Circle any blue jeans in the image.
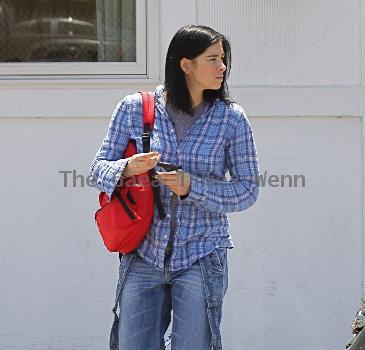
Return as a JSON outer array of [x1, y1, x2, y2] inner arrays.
[[116, 248, 228, 350]]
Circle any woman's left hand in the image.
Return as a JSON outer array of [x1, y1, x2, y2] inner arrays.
[[155, 170, 191, 196]]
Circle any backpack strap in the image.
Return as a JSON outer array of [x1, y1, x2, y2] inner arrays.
[[140, 92, 165, 220], [140, 91, 154, 152]]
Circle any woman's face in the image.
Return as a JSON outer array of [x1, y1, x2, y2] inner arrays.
[[181, 41, 226, 92]]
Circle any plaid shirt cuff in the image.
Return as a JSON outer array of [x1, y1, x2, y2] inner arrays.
[[184, 173, 207, 204]]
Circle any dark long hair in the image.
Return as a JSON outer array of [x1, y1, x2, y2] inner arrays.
[[164, 25, 232, 115]]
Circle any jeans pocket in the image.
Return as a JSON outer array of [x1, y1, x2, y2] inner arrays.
[[211, 248, 227, 274]]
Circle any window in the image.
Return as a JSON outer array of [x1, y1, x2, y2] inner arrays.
[[0, 0, 148, 76]]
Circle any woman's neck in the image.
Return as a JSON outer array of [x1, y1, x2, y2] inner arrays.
[[185, 81, 203, 108], [191, 94, 203, 108], [164, 85, 204, 109]]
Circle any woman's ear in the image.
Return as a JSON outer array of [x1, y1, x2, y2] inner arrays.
[[180, 58, 192, 74]]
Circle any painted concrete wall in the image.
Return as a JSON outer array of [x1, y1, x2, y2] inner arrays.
[[0, 0, 364, 349]]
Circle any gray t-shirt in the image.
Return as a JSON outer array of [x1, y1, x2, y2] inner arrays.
[[164, 101, 207, 256], [166, 102, 206, 143]]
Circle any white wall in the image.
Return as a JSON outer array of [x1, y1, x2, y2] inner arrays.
[[0, 0, 364, 349]]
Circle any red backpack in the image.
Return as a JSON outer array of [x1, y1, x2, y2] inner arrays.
[[94, 92, 165, 253]]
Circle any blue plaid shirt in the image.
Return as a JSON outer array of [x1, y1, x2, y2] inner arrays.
[[90, 85, 259, 271]]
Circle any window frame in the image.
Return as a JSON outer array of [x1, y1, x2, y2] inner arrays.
[[0, 0, 149, 77]]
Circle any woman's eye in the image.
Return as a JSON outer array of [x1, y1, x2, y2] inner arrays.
[[208, 57, 224, 62]]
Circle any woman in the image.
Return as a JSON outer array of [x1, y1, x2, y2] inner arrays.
[[90, 25, 259, 350]]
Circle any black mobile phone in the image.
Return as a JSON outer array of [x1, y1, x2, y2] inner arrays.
[[150, 162, 181, 177], [156, 162, 181, 172]]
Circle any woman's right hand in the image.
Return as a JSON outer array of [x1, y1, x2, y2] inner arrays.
[[123, 152, 161, 177]]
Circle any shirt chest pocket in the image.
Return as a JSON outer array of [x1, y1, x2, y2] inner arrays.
[[181, 140, 225, 176]]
